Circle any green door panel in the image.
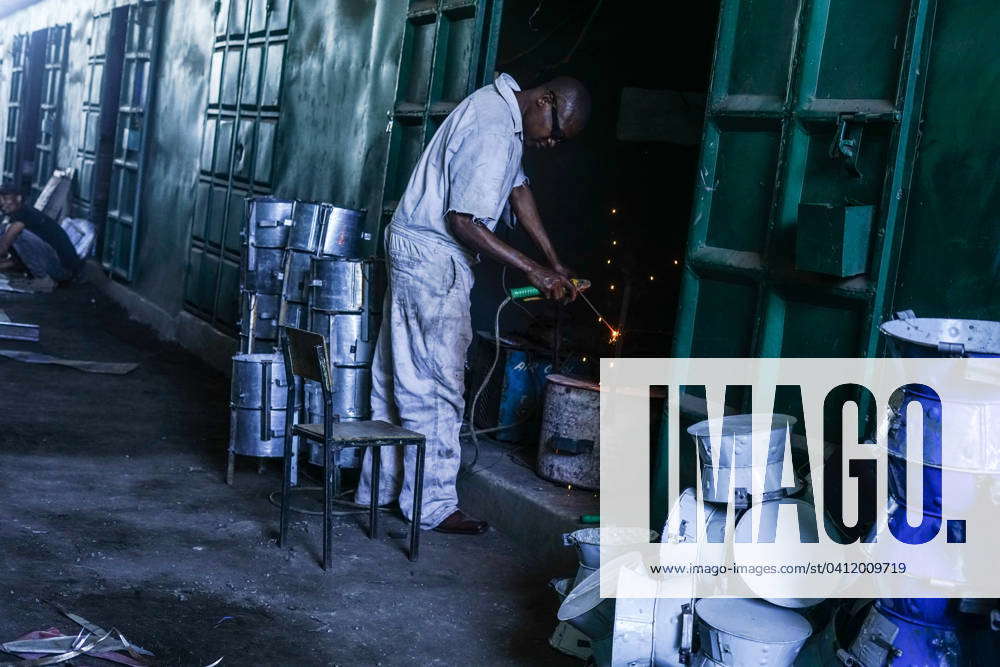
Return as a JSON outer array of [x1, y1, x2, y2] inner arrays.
[[184, 0, 291, 331]]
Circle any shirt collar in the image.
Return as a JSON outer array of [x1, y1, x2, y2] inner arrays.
[[493, 73, 522, 134]]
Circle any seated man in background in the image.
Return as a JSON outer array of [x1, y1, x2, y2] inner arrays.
[[0, 182, 81, 283]]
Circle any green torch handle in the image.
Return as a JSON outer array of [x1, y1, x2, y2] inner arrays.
[[508, 278, 590, 301]]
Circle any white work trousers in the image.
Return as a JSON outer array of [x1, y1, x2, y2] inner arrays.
[[355, 226, 474, 529]]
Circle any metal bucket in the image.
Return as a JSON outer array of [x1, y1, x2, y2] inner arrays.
[[279, 300, 307, 330], [287, 201, 328, 253], [557, 564, 616, 642], [694, 598, 811, 666], [246, 196, 294, 249], [239, 291, 280, 341], [304, 368, 372, 422], [687, 414, 797, 505], [281, 249, 313, 304], [866, 497, 968, 585], [845, 602, 968, 666], [662, 487, 730, 568], [307, 309, 378, 367], [880, 314, 1000, 357], [230, 353, 291, 410], [611, 593, 690, 667], [308, 257, 378, 312], [732, 498, 826, 609], [549, 578, 594, 661], [537, 374, 600, 490], [242, 245, 285, 295], [564, 526, 659, 588], [317, 205, 370, 258], [229, 406, 295, 457]]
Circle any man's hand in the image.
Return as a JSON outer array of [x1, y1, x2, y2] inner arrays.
[[526, 264, 577, 302], [550, 262, 579, 301]]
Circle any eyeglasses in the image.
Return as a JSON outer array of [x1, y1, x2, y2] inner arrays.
[[548, 91, 565, 144]]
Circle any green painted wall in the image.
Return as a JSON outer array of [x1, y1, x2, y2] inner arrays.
[[0, 0, 405, 323]]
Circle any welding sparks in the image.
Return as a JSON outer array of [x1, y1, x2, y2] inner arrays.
[[609, 329, 621, 344]]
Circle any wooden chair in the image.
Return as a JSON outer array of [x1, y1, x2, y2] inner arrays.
[[279, 327, 426, 569]]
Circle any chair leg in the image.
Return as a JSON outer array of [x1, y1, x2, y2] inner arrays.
[[369, 446, 381, 540], [409, 441, 426, 562], [226, 448, 235, 486], [279, 437, 293, 549], [323, 439, 333, 571]]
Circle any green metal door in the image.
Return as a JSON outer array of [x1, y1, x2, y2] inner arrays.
[[31, 24, 70, 195], [374, 0, 505, 242], [184, 0, 291, 330], [673, 0, 934, 359], [73, 10, 111, 221], [2, 33, 29, 185], [102, 0, 164, 281]]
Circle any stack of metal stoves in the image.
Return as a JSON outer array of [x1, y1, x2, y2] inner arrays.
[[228, 196, 381, 478]]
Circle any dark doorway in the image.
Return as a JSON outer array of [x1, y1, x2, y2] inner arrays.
[[8, 28, 47, 193], [471, 1, 719, 363]]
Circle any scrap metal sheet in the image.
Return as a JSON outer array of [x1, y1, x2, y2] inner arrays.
[[0, 350, 138, 375]]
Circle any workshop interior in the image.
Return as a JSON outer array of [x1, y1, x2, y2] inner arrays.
[[0, 0, 998, 665]]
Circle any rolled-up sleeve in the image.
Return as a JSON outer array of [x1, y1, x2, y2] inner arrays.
[[447, 131, 514, 228]]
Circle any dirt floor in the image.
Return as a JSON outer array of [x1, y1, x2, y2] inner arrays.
[[0, 279, 576, 666]]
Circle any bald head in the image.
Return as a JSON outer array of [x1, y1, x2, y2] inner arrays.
[[546, 76, 591, 137], [517, 76, 591, 149]]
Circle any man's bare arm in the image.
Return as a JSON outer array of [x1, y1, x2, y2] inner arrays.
[[447, 211, 576, 301], [0, 221, 24, 257], [508, 184, 571, 277]]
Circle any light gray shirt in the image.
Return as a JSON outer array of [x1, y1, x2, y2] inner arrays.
[[389, 73, 528, 260]]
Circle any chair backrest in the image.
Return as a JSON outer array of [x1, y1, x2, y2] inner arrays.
[[282, 327, 331, 391]]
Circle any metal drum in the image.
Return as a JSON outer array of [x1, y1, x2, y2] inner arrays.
[[662, 487, 730, 567], [880, 314, 1000, 358], [282, 249, 312, 304], [304, 367, 372, 422], [239, 292, 280, 341], [687, 414, 798, 505], [308, 257, 373, 312], [845, 602, 969, 666], [279, 300, 307, 330], [230, 353, 291, 410], [307, 310, 377, 367], [229, 405, 295, 457], [316, 205, 370, 258], [242, 245, 285, 295], [611, 592, 691, 667], [563, 526, 659, 588], [246, 196, 294, 249], [694, 598, 811, 666], [287, 201, 328, 253], [537, 374, 600, 490], [733, 498, 826, 609]]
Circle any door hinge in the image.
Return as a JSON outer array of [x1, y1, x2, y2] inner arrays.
[[830, 114, 865, 179]]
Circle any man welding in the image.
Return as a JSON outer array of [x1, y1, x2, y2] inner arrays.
[[0, 183, 81, 283], [356, 74, 591, 534]]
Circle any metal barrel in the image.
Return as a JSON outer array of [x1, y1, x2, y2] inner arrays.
[[229, 406, 297, 457], [316, 205, 370, 258], [281, 249, 312, 304], [308, 256, 372, 312], [230, 353, 292, 409], [241, 245, 285, 295], [694, 598, 811, 666], [239, 291, 280, 341], [287, 200, 328, 253], [245, 196, 295, 249], [687, 413, 797, 505], [304, 368, 372, 422], [307, 309, 378, 367], [848, 602, 970, 665], [278, 299, 307, 330], [537, 374, 601, 490]]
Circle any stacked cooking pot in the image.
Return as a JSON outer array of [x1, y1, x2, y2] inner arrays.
[[230, 197, 380, 469]]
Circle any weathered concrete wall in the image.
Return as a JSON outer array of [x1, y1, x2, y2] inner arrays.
[[0, 0, 406, 331], [0, 0, 92, 188]]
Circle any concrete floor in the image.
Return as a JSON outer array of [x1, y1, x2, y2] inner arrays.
[[0, 280, 577, 666]]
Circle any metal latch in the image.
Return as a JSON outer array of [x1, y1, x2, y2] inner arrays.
[[830, 114, 865, 178], [679, 602, 694, 664], [937, 341, 965, 356]]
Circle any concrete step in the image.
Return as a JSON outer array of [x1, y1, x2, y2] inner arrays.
[[457, 436, 597, 579]]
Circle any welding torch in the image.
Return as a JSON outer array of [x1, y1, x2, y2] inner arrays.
[[508, 278, 620, 342]]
